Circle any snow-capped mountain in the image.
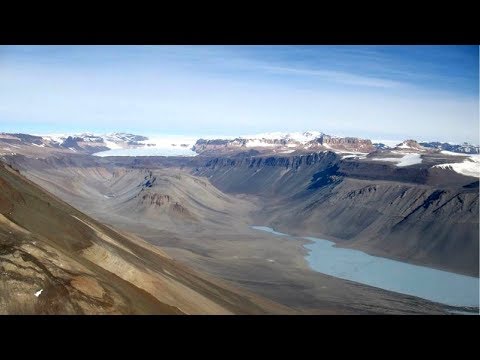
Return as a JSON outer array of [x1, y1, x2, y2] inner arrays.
[[0, 132, 155, 155], [43, 133, 149, 146], [419, 141, 480, 154], [103, 133, 149, 144], [433, 156, 480, 177], [239, 131, 324, 144], [37, 133, 155, 154], [393, 140, 427, 152], [192, 131, 375, 155], [2, 130, 479, 160], [372, 143, 390, 150]]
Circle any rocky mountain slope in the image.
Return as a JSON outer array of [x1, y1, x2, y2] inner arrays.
[[8, 147, 478, 277], [191, 151, 479, 276], [21, 161, 255, 235], [1, 131, 478, 313], [0, 132, 158, 156], [5, 154, 453, 314], [393, 140, 428, 152], [0, 160, 291, 314]]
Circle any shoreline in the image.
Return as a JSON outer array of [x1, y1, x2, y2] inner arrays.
[[271, 224, 479, 278], [251, 225, 480, 311]]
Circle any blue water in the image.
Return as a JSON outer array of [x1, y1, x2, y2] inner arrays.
[[251, 226, 479, 308]]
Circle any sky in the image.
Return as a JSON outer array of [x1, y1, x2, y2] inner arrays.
[[0, 45, 478, 144]]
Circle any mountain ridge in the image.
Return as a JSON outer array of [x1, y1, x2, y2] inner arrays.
[[2, 131, 478, 156]]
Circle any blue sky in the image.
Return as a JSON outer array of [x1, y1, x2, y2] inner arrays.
[[0, 45, 478, 143]]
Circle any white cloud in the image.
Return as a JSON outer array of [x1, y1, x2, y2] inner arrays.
[[0, 51, 477, 144]]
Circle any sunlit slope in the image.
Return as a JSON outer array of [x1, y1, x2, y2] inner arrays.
[[0, 162, 290, 314]]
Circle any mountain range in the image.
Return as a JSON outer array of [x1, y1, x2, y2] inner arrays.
[[1, 129, 479, 314], [1, 131, 479, 157]]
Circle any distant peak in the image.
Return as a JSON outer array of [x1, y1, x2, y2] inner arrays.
[[239, 130, 325, 144], [395, 139, 425, 150]]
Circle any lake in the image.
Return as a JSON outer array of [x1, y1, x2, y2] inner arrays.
[[252, 226, 479, 309]]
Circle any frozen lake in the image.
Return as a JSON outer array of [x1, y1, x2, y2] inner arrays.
[[251, 226, 479, 308]]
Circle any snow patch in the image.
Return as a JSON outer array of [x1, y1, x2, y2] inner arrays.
[[240, 130, 323, 144], [245, 139, 276, 148], [371, 139, 402, 148], [434, 156, 480, 177], [397, 142, 413, 149], [39, 134, 68, 144], [34, 289, 43, 297], [94, 134, 199, 156], [440, 150, 472, 157], [341, 154, 367, 160], [371, 153, 422, 167], [139, 135, 197, 147]]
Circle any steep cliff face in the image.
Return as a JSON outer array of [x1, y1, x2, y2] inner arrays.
[[192, 151, 479, 276], [309, 135, 375, 153], [268, 178, 479, 276], [192, 139, 244, 154], [195, 152, 339, 197], [192, 134, 375, 155]]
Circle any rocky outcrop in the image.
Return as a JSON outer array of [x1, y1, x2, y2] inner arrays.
[[373, 143, 390, 150], [60, 136, 109, 154], [104, 133, 149, 146], [192, 139, 241, 153], [141, 193, 171, 206], [8, 133, 44, 145], [308, 135, 375, 153], [60, 136, 82, 149], [394, 140, 427, 152]]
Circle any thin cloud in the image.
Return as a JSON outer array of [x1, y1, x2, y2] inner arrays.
[[264, 65, 406, 88], [0, 46, 477, 144]]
